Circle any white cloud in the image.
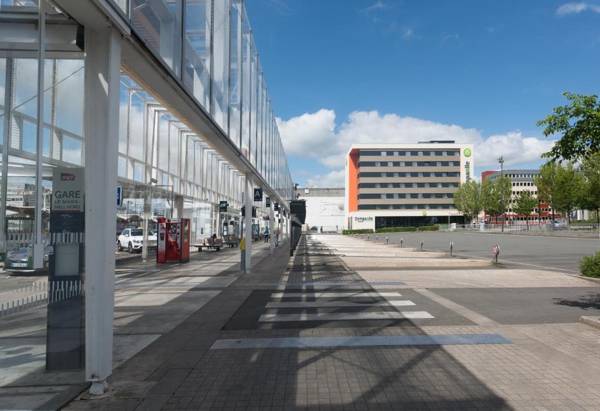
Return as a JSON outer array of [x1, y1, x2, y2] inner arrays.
[[401, 28, 415, 40], [441, 33, 460, 44], [475, 132, 554, 166], [278, 109, 554, 186], [276, 109, 336, 157], [306, 169, 345, 188], [362, 1, 386, 12], [556, 2, 600, 15]]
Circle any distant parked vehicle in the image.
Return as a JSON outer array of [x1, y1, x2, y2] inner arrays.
[[117, 228, 157, 253], [552, 220, 567, 229], [5, 246, 32, 270]]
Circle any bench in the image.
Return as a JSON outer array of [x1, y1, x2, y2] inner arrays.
[[193, 238, 223, 252], [223, 236, 239, 248]]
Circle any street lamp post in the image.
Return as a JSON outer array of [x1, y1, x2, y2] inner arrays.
[[498, 156, 505, 233]]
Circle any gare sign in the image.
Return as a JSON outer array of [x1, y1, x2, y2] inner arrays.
[[52, 167, 84, 212]]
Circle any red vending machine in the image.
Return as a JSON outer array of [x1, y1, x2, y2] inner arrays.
[[157, 217, 190, 263]]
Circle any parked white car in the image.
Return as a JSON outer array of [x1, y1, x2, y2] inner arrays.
[[117, 228, 157, 253]]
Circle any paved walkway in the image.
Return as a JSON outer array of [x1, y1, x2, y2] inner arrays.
[[0, 241, 273, 410], [61, 234, 600, 410]]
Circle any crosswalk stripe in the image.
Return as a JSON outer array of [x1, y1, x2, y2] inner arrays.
[[259, 311, 434, 322], [211, 334, 511, 349], [270, 291, 402, 298], [266, 300, 415, 308]]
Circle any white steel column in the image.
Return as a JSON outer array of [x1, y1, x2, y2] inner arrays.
[[269, 201, 274, 254], [244, 174, 252, 272], [33, 0, 46, 269], [84, 26, 121, 394], [0, 58, 13, 257]]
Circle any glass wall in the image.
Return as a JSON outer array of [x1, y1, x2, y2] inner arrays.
[[131, 0, 182, 77], [183, 0, 211, 109], [0, 56, 84, 269], [228, 0, 242, 147], [109, 0, 293, 201], [117, 74, 245, 240], [211, 0, 230, 130]]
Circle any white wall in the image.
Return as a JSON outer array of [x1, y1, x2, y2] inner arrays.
[[303, 196, 345, 232]]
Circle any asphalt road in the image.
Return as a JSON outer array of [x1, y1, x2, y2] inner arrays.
[[369, 231, 600, 273], [435, 287, 600, 324]]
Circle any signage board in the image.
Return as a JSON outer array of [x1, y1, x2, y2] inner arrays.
[[265, 197, 271, 207], [116, 186, 123, 207], [219, 200, 228, 212], [253, 187, 263, 202], [52, 167, 84, 212]]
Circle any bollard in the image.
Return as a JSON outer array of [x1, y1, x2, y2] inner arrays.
[[450, 241, 454, 257], [400, 238, 404, 248], [491, 243, 500, 263], [420, 241, 424, 251]]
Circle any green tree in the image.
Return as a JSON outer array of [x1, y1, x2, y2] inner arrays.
[[537, 92, 600, 162], [481, 176, 511, 230], [534, 162, 558, 223], [553, 163, 584, 225], [579, 153, 600, 227], [514, 191, 537, 230], [453, 181, 482, 223]]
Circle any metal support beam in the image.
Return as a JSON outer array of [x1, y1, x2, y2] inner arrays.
[[33, 0, 46, 269], [0, 57, 13, 256], [243, 174, 252, 272], [83, 25, 121, 394]]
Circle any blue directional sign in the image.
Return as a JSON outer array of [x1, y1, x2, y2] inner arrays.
[[116, 186, 123, 207]]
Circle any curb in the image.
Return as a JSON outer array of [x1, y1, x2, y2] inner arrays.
[[576, 275, 600, 284], [579, 316, 600, 330]]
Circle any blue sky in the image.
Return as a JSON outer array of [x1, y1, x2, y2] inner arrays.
[[246, 0, 600, 186]]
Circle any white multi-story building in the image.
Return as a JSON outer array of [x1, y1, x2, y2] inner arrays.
[[345, 141, 474, 230]]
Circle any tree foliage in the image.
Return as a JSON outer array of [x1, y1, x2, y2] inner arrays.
[[537, 92, 600, 162], [453, 180, 481, 222], [514, 191, 537, 229], [578, 153, 600, 222], [552, 163, 584, 223], [514, 191, 537, 218], [534, 162, 558, 213], [481, 176, 511, 218]]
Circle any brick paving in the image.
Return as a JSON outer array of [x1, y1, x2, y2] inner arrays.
[[64, 234, 600, 410]]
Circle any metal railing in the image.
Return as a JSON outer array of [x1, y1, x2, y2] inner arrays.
[[0, 279, 83, 317]]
